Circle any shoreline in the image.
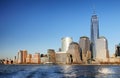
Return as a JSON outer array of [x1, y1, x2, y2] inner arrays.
[[1, 63, 120, 66]]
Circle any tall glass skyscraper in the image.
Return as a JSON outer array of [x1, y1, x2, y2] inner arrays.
[[91, 14, 99, 59]]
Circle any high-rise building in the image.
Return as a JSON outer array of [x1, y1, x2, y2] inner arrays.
[[90, 14, 99, 59], [96, 37, 109, 61], [26, 54, 32, 64], [67, 42, 82, 64], [79, 36, 90, 56], [17, 50, 27, 64], [17, 50, 23, 64], [31, 53, 40, 64], [61, 37, 73, 52], [13, 56, 17, 64], [79, 36, 91, 63], [22, 50, 27, 63], [115, 43, 120, 57]]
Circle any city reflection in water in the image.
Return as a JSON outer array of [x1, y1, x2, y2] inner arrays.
[[0, 65, 120, 78]]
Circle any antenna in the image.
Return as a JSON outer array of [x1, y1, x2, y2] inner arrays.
[[92, 4, 96, 15], [93, 6, 95, 14]]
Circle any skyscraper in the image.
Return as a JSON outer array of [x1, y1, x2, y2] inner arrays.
[[17, 50, 23, 64], [61, 37, 73, 52], [96, 37, 109, 60], [79, 36, 90, 56], [91, 13, 99, 59], [22, 50, 27, 63], [79, 36, 91, 63], [17, 50, 27, 64], [67, 42, 82, 64], [115, 43, 120, 57]]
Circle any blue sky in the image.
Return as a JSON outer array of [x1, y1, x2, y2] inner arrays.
[[0, 0, 120, 59]]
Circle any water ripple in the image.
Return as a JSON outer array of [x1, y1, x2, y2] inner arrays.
[[0, 65, 120, 78]]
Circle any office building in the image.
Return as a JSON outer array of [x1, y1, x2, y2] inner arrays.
[[56, 52, 71, 64], [91, 13, 99, 59], [26, 54, 32, 64], [41, 57, 49, 64], [79, 36, 90, 63], [13, 56, 17, 64], [22, 50, 27, 63], [17, 50, 23, 64], [17, 50, 27, 64], [61, 37, 73, 52], [67, 42, 82, 64], [96, 37, 109, 61], [31, 53, 40, 64], [47, 49, 56, 63], [115, 43, 120, 57]]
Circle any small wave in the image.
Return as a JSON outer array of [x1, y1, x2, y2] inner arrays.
[[98, 68, 114, 74]]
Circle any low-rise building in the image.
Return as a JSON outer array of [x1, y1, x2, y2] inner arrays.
[[56, 52, 71, 64], [41, 57, 49, 64]]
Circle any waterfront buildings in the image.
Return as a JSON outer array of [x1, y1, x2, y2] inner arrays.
[[96, 37, 109, 62], [47, 49, 56, 63], [31, 53, 40, 64], [86, 50, 91, 63], [67, 42, 82, 64], [56, 52, 70, 64], [79, 36, 91, 63], [41, 57, 49, 64], [23, 50, 27, 63], [26, 54, 32, 64], [90, 14, 99, 59], [13, 56, 17, 64], [54, 37, 73, 64], [17, 50, 27, 64], [6, 12, 120, 65], [17, 50, 23, 64], [4, 59, 13, 64], [115, 44, 120, 57], [16, 50, 41, 64], [61, 37, 73, 52]]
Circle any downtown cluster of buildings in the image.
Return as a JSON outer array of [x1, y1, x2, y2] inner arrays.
[[2, 13, 120, 65]]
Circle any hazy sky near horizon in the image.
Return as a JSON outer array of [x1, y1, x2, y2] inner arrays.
[[0, 0, 120, 58]]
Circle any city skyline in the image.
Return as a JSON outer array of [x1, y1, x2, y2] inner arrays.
[[1, 0, 120, 58]]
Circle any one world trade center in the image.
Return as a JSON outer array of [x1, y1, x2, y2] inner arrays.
[[91, 13, 99, 59]]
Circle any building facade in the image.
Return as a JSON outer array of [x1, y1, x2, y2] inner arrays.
[[26, 54, 32, 64], [47, 49, 56, 63], [17, 50, 23, 64], [31, 53, 40, 64], [17, 50, 27, 64], [91, 14, 99, 59], [56, 52, 71, 64], [96, 37, 109, 61], [22, 50, 27, 63], [61, 37, 73, 52], [67, 42, 82, 64], [115, 44, 120, 57], [79, 36, 90, 63]]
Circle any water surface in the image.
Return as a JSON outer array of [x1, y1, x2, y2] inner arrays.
[[0, 64, 120, 78]]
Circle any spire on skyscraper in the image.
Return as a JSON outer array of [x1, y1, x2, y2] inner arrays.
[[90, 10, 99, 59], [92, 2, 96, 15]]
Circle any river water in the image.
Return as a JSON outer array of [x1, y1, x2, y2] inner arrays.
[[0, 64, 120, 78]]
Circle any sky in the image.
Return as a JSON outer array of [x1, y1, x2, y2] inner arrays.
[[0, 0, 120, 59]]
